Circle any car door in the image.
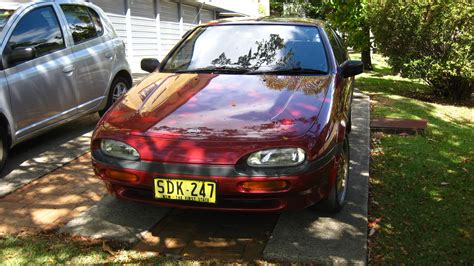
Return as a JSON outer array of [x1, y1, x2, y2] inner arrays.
[[1, 4, 78, 139], [59, 4, 114, 112]]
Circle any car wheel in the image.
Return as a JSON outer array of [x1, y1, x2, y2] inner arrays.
[[312, 136, 350, 213], [98, 76, 131, 117], [0, 125, 9, 173]]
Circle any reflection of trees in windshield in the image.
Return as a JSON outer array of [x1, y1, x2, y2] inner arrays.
[[162, 25, 329, 73], [262, 75, 329, 96], [211, 34, 297, 71]]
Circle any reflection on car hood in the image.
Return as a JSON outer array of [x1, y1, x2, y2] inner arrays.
[[103, 72, 330, 140]]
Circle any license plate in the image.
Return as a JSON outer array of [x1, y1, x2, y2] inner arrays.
[[154, 178, 217, 204]]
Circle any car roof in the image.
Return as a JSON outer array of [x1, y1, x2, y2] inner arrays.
[[203, 17, 327, 28], [0, 0, 94, 10]]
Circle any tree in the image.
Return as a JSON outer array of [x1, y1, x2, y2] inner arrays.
[[270, 0, 374, 70], [371, 1, 473, 100], [324, 0, 373, 70], [270, 0, 326, 19]]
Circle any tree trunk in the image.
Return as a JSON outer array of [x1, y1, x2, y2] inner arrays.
[[361, 25, 373, 71], [361, 48, 373, 71]]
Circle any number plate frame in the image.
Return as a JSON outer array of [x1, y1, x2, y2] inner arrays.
[[153, 178, 218, 204]]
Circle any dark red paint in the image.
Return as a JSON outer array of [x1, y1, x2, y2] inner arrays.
[[91, 19, 356, 212]]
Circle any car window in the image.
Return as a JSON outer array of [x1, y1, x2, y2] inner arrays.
[[327, 29, 345, 65], [61, 4, 97, 44], [333, 31, 348, 61], [6, 6, 65, 63], [87, 7, 103, 36], [161, 25, 329, 74]]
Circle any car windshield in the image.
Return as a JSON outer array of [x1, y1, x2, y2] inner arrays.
[[161, 24, 329, 74], [0, 9, 14, 35]]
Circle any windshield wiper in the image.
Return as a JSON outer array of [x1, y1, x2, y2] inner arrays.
[[248, 67, 328, 75], [175, 66, 249, 74]]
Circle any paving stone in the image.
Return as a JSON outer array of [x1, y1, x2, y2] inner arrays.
[[0, 132, 93, 197], [242, 241, 266, 261], [61, 195, 170, 244], [0, 154, 107, 235], [134, 209, 277, 261]]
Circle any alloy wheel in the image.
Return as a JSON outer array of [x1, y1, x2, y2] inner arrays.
[[112, 82, 128, 102], [336, 143, 349, 203]]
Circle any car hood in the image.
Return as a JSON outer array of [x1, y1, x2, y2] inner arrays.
[[103, 72, 330, 141]]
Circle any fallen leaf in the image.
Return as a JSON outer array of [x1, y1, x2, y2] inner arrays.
[[369, 228, 376, 236], [400, 246, 408, 255], [102, 242, 115, 255], [368, 217, 382, 229], [373, 132, 384, 139]]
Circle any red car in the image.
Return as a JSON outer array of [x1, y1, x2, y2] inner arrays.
[[91, 18, 363, 212]]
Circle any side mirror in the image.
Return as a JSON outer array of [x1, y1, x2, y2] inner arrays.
[[8, 47, 36, 66], [141, 58, 160, 73], [340, 60, 363, 78]]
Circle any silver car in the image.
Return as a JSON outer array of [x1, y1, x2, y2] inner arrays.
[[0, 0, 132, 170]]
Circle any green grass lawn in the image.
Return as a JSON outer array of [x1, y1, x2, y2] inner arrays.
[[352, 54, 474, 264], [0, 233, 171, 264]]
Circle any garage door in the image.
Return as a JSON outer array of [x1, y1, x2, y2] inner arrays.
[[130, 0, 159, 71], [160, 1, 180, 59], [91, 0, 127, 44], [200, 9, 214, 23], [182, 4, 197, 33]]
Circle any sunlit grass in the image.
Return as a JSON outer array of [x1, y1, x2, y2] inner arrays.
[[0, 234, 175, 265], [353, 53, 474, 264]]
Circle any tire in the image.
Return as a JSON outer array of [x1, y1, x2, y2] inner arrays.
[[0, 125, 9, 173], [347, 108, 352, 134], [312, 136, 350, 213], [347, 90, 354, 134], [98, 76, 131, 117]]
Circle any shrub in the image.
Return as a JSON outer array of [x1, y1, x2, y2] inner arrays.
[[371, 1, 473, 100]]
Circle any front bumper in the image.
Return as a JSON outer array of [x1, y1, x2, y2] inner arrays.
[[91, 145, 340, 212]]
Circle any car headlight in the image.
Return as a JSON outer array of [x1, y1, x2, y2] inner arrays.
[[247, 148, 306, 167], [100, 139, 139, 160]]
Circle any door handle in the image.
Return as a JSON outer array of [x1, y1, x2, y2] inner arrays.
[[105, 51, 114, 59], [63, 65, 75, 73]]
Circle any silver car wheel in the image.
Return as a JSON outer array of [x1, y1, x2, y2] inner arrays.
[[112, 82, 128, 102], [0, 134, 4, 162], [0, 127, 7, 172]]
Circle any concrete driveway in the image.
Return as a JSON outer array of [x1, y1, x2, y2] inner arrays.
[[0, 82, 369, 263]]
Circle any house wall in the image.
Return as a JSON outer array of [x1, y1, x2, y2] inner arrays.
[[89, 0, 218, 72], [201, 0, 270, 16]]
